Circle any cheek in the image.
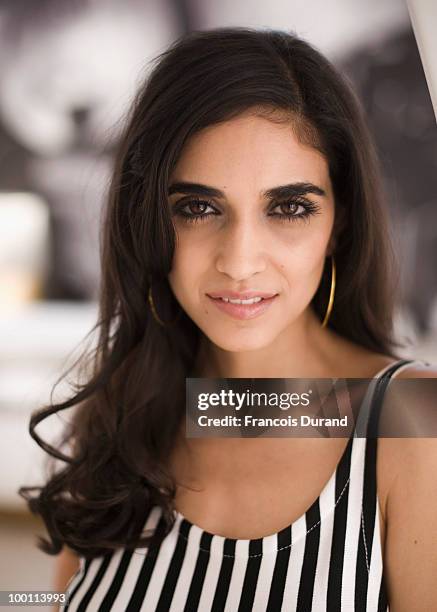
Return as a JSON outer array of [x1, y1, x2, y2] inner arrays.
[[168, 233, 207, 300], [274, 223, 333, 307], [274, 220, 332, 267]]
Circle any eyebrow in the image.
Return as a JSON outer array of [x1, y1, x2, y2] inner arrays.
[[168, 181, 326, 199]]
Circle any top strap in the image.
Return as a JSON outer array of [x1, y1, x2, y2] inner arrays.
[[357, 358, 420, 596], [353, 359, 423, 439], [367, 359, 422, 439]]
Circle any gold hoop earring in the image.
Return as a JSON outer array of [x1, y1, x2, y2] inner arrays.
[[321, 255, 336, 328], [148, 283, 181, 327]]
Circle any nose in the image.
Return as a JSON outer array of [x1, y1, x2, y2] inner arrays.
[[215, 218, 267, 281]]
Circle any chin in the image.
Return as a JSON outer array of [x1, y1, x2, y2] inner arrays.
[[200, 322, 278, 353]]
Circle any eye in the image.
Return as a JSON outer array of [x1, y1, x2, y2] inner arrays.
[[269, 198, 321, 222], [172, 197, 219, 224], [171, 196, 322, 225]]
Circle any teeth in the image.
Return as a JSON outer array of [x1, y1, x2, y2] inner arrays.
[[220, 297, 263, 304]]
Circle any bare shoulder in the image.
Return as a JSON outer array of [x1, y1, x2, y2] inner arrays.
[[381, 359, 437, 457], [375, 360, 437, 609], [377, 362, 437, 548], [377, 359, 437, 487]]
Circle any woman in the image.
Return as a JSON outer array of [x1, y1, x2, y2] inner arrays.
[[20, 27, 437, 611]]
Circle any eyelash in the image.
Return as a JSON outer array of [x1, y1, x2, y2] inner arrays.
[[172, 197, 321, 224]]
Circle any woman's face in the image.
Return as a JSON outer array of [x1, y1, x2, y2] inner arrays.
[[167, 112, 336, 351]]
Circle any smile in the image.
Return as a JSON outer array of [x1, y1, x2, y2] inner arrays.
[[206, 294, 278, 320], [218, 296, 263, 304]]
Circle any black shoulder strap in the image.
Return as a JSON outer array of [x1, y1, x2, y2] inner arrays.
[[356, 359, 416, 603], [367, 359, 416, 439]]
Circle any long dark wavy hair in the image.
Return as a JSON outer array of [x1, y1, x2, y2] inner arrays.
[[20, 27, 404, 559]]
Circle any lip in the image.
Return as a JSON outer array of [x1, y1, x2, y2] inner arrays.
[[207, 290, 278, 300], [206, 292, 279, 320]]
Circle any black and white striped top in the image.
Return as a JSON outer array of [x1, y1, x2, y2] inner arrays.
[[63, 358, 420, 611]]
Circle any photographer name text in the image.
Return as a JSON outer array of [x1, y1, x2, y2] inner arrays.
[[197, 415, 349, 427]]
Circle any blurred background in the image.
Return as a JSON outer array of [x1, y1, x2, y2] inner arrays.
[[0, 0, 436, 600]]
